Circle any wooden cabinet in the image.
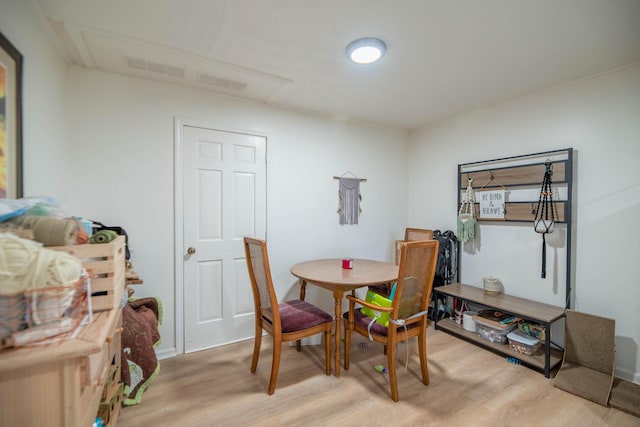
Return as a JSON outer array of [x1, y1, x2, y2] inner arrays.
[[0, 237, 126, 426], [0, 307, 123, 426], [434, 283, 565, 378]]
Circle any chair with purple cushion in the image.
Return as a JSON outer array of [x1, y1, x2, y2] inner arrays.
[[344, 239, 439, 401], [244, 237, 333, 395], [369, 227, 434, 297]]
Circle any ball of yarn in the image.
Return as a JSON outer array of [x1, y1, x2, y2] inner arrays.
[[42, 249, 84, 287], [0, 233, 83, 294], [0, 233, 41, 293]]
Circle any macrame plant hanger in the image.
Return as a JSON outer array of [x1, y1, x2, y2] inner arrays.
[[533, 160, 556, 278], [457, 178, 477, 242]]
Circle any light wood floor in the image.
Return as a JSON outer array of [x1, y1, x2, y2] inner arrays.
[[118, 324, 638, 427]]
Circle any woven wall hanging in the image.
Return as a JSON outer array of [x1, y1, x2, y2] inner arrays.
[[334, 172, 366, 225]]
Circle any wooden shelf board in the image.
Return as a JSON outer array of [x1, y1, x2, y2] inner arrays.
[[459, 161, 567, 189], [436, 283, 565, 323]]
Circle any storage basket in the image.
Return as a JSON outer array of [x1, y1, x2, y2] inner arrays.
[[482, 276, 501, 294], [0, 275, 91, 349]]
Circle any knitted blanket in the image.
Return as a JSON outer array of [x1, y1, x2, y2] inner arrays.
[[121, 297, 162, 406]]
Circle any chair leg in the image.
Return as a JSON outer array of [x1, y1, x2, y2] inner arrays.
[[324, 327, 331, 375], [268, 336, 282, 395], [419, 327, 430, 385], [344, 317, 352, 370], [387, 341, 399, 402], [251, 326, 262, 373]]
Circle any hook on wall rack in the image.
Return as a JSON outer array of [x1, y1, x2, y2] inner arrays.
[[478, 171, 506, 190]]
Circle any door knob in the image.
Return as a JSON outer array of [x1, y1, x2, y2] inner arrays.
[[187, 247, 196, 255]]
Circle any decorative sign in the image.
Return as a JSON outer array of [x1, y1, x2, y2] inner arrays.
[[479, 190, 505, 219]]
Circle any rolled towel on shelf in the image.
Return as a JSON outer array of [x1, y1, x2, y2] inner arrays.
[[90, 229, 119, 244], [7, 215, 78, 246]]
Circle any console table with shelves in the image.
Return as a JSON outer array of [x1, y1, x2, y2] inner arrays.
[[434, 283, 565, 377]]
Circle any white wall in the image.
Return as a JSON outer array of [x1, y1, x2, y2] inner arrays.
[[62, 68, 409, 357], [0, 0, 71, 199], [409, 63, 640, 382]]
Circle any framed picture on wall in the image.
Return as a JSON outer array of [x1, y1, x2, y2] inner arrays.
[[0, 32, 23, 199]]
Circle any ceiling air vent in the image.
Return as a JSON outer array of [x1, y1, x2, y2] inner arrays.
[[146, 61, 166, 74], [197, 72, 248, 92], [126, 56, 186, 79], [167, 66, 185, 78], [126, 56, 146, 70]]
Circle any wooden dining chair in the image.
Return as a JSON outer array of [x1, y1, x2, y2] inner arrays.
[[243, 237, 333, 395], [372, 227, 434, 296], [344, 239, 439, 402]]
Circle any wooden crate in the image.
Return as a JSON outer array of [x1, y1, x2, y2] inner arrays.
[[48, 236, 126, 311]]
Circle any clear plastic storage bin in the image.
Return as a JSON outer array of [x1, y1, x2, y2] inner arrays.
[[474, 318, 517, 344], [507, 329, 542, 355]]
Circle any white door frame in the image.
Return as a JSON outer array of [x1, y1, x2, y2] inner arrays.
[[173, 117, 269, 355]]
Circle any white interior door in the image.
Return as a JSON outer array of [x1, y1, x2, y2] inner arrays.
[[182, 125, 266, 353]]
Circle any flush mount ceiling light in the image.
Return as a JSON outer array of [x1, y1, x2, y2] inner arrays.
[[346, 37, 387, 64]]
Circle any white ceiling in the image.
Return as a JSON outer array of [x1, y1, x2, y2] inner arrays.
[[33, 0, 640, 130]]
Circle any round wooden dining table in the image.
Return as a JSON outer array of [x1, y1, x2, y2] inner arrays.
[[290, 258, 398, 376]]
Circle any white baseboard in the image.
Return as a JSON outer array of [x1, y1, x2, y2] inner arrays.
[[156, 347, 177, 360]]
